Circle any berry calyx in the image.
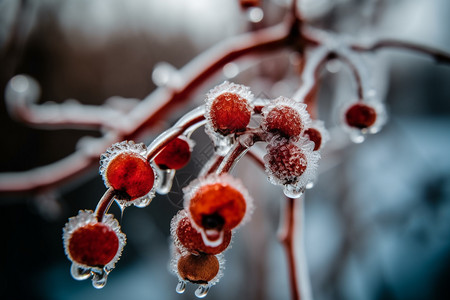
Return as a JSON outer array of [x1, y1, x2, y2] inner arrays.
[[100, 141, 157, 207], [205, 81, 254, 136], [345, 102, 377, 129], [177, 253, 220, 284], [63, 210, 126, 271], [184, 174, 253, 234], [262, 96, 310, 138], [154, 137, 193, 170], [172, 210, 232, 255]]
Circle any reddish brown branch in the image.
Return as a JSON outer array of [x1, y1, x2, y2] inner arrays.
[[279, 197, 301, 300], [0, 22, 293, 195], [351, 39, 450, 64]]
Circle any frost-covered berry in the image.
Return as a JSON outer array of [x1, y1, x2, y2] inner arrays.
[[63, 210, 126, 274], [184, 174, 253, 245], [261, 96, 311, 138], [171, 210, 232, 255], [154, 137, 194, 170], [264, 137, 320, 190], [205, 81, 254, 136], [177, 253, 220, 284], [100, 141, 157, 207], [345, 102, 377, 129], [304, 120, 329, 151]]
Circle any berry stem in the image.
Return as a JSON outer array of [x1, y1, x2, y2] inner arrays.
[[94, 188, 116, 222], [292, 46, 331, 119], [216, 129, 265, 174], [279, 195, 312, 300], [336, 52, 365, 101]]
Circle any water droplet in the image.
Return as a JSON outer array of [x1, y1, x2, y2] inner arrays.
[[283, 184, 304, 198], [326, 59, 341, 73], [134, 196, 152, 208], [200, 229, 224, 247], [70, 263, 91, 280], [223, 63, 239, 79], [305, 181, 315, 189], [152, 62, 177, 87], [156, 169, 176, 195], [195, 284, 210, 298], [91, 269, 108, 289], [213, 135, 235, 156], [247, 7, 264, 23], [176, 280, 186, 294], [349, 130, 365, 144]]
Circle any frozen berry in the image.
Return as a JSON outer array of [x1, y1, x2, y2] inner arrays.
[[264, 137, 320, 189], [172, 211, 232, 255], [205, 81, 254, 136], [63, 210, 126, 271], [304, 128, 322, 151], [68, 223, 119, 267], [100, 141, 157, 206], [267, 142, 307, 184], [177, 253, 220, 284], [184, 174, 252, 233], [262, 96, 310, 138], [154, 137, 192, 170], [106, 153, 155, 199], [345, 102, 377, 129]]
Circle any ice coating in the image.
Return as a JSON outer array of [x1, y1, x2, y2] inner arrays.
[[204, 81, 254, 136], [99, 141, 158, 208], [261, 96, 311, 139], [62, 210, 126, 273], [264, 136, 320, 190]]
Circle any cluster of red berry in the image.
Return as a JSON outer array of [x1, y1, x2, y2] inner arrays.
[[62, 81, 384, 296]]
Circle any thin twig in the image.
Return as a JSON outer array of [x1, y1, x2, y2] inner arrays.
[[351, 39, 450, 64]]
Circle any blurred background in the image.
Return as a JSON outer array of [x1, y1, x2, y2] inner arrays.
[[1, 0, 450, 299]]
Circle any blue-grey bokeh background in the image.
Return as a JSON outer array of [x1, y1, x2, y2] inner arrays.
[[1, 0, 449, 299]]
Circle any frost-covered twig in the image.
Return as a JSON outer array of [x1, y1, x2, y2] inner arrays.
[[351, 39, 450, 64]]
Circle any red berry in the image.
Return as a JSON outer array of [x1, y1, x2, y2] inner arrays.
[[154, 137, 191, 170], [209, 92, 252, 135], [345, 102, 377, 129], [68, 223, 119, 267], [189, 182, 246, 232], [265, 106, 303, 137], [266, 142, 307, 184], [177, 253, 219, 284], [262, 97, 310, 138], [106, 152, 155, 200], [304, 128, 322, 151], [176, 213, 232, 255]]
